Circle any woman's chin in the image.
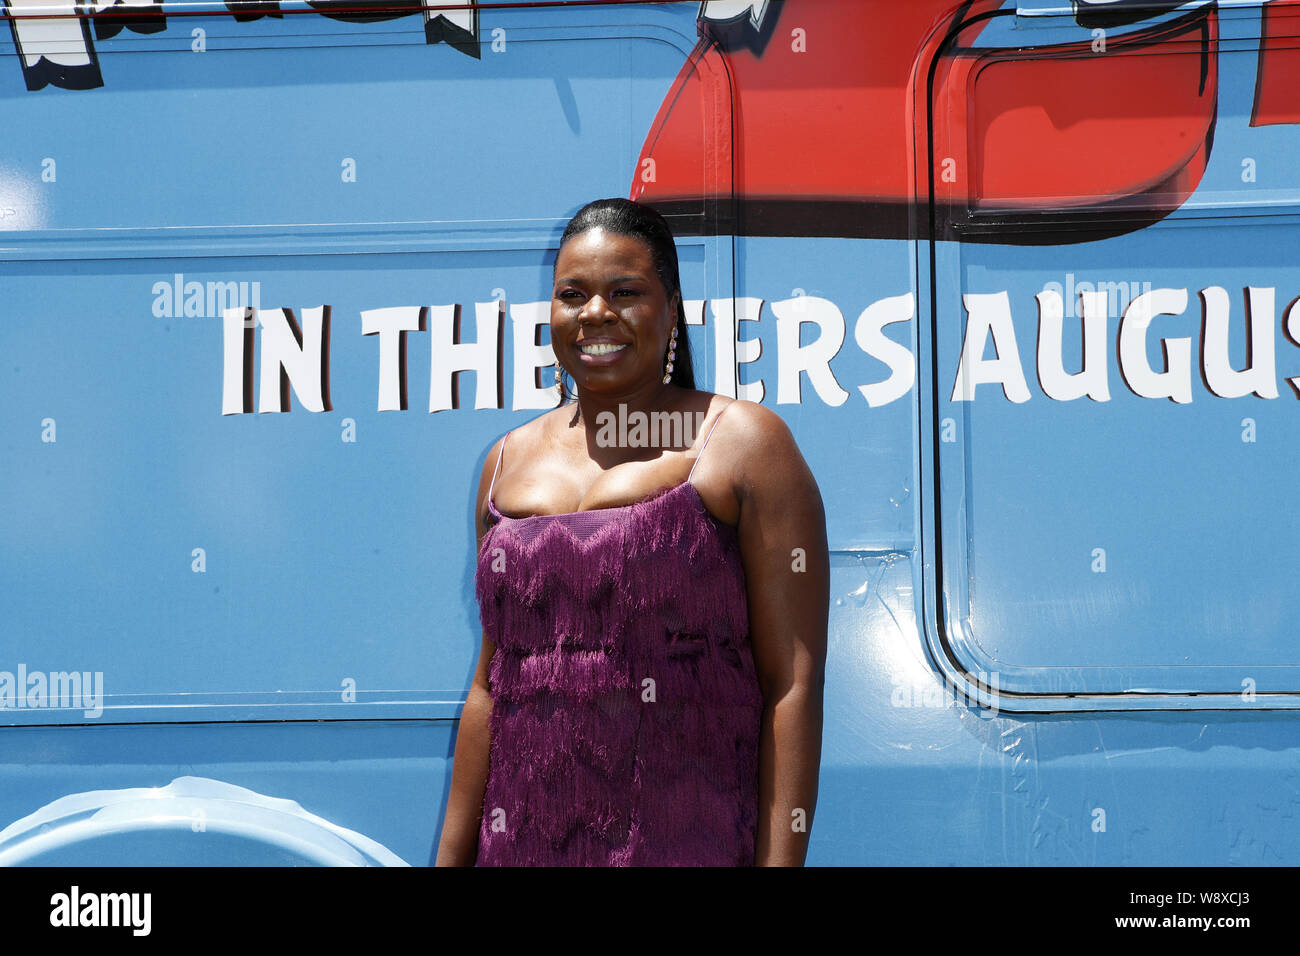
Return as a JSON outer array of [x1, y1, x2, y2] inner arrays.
[[570, 371, 643, 394]]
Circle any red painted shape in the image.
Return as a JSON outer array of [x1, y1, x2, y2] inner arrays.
[[931, 8, 1217, 212], [635, 0, 964, 209], [633, 0, 1219, 241], [633, 37, 734, 213], [1252, 0, 1300, 126]]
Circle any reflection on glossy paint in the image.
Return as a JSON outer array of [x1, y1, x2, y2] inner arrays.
[[0, 166, 47, 231]]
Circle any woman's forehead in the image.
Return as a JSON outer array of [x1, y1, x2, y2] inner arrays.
[[556, 228, 655, 274]]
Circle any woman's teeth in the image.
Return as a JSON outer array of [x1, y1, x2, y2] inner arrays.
[[580, 343, 628, 356]]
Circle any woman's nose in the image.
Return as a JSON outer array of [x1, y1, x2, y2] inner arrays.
[[580, 294, 614, 320]]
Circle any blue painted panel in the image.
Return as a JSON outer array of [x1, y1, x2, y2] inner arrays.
[[0, 7, 696, 231], [823, 554, 1300, 864], [923, 25, 1300, 705]]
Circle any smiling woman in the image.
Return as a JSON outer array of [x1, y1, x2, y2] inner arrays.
[[434, 198, 829, 867]]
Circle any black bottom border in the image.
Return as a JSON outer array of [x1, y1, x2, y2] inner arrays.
[[1, 864, 1286, 939]]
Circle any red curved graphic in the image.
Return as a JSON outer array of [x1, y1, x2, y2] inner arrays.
[[632, 0, 1220, 244], [1253, 0, 1300, 126]]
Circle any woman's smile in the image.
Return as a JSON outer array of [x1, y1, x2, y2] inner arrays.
[[577, 339, 631, 363]]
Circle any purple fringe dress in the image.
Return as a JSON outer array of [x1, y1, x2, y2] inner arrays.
[[473, 407, 763, 866]]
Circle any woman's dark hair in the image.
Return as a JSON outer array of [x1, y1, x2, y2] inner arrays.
[[553, 198, 696, 404]]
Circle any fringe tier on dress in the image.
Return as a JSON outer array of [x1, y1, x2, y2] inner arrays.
[[474, 470, 762, 866]]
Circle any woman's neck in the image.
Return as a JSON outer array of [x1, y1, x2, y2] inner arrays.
[[574, 381, 678, 429]]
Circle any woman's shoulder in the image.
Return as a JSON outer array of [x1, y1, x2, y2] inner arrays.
[[706, 395, 793, 445], [696, 395, 807, 482], [686, 395, 814, 523], [478, 410, 553, 486]]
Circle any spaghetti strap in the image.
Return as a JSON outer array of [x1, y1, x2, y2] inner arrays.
[[487, 430, 509, 507], [687, 401, 735, 483]]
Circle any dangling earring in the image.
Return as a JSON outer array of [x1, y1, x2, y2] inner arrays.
[[662, 326, 678, 385], [554, 364, 565, 401]]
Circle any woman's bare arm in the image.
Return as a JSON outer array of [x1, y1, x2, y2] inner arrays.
[[725, 402, 829, 866], [434, 437, 504, 867], [434, 629, 495, 866]]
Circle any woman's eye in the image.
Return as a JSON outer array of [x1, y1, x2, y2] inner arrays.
[[614, 289, 639, 297], [557, 290, 582, 300]]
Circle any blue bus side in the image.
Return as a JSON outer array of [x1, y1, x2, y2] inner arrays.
[[0, 0, 1297, 865]]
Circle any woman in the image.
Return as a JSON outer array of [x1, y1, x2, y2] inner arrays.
[[435, 198, 827, 866]]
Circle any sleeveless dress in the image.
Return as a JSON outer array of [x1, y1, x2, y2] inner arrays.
[[473, 403, 763, 866]]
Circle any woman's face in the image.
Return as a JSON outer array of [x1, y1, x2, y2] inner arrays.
[[551, 227, 679, 397]]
